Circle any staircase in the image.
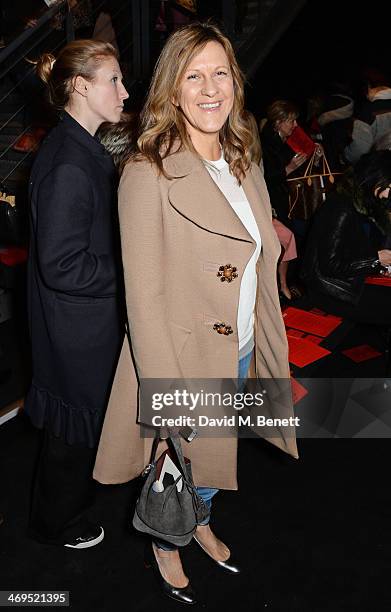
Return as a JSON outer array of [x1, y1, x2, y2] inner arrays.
[[236, 0, 308, 77], [0, 76, 32, 196]]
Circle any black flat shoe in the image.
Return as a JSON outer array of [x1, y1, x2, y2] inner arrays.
[[193, 535, 241, 574], [144, 544, 197, 605]]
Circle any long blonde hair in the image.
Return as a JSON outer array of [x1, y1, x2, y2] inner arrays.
[[137, 22, 252, 182]]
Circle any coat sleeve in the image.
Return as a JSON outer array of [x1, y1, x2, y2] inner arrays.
[[251, 162, 274, 218], [118, 161, 183, 379], [344, 119, 373, 164], [35, 163, 117, 296]]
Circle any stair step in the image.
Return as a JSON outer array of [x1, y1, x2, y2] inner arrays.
[[0, 134, 15, 147], [0, 146, 34, 162], [0, 113, 24, 126], [0, 159, 31, 183], [0, 399, 24, 427], [0, 129, 24, 140]]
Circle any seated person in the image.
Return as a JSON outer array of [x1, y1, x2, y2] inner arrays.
[[344, 70, 391, 165], [245, 109, 300, 301], [260, 100, 308, 228], [301, 150, 391, 325], [317, 81, 354, 171]]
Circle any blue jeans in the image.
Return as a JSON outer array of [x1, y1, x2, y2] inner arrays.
[[154, 352, 252, 551], [238, 350, 253, 392]]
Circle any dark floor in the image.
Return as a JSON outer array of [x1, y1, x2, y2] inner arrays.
[[2, 290, 391, 611], [1, 406, 391, 611]]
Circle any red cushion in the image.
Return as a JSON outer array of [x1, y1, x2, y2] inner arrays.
[[365, 274, 391, 286], [0, 247, 28, 266]]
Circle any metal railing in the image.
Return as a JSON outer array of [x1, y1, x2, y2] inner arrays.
[[0, 0, 135, 188]]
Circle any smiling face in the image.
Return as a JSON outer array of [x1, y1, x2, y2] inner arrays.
[[175, 41, 234, 154], [84, 57, 128, 130]]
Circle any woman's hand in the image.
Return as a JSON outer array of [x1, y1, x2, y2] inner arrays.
[[313, 143, 324, 166], [314, 144, 323, 157], [286, 152, 307, 176], [378, 249, 391, 267]]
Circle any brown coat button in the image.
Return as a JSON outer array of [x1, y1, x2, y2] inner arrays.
[[213, 322, 233, 336], [217, 264, 238, 283]]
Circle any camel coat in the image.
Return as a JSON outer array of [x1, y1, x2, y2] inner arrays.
[[93, 150, 298, 490]]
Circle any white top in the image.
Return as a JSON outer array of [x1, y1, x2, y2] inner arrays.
[[205, 154, 262, 355]]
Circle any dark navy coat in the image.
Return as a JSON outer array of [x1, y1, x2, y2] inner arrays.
[[25, 112, 123, 447]]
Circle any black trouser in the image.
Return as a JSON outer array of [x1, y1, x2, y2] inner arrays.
[[29, 429, 97, 545]]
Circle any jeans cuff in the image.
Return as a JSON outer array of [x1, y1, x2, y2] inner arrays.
[[153, 539, 178, 552]]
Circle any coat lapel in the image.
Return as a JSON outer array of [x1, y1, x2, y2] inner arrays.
[[165, 151, 254, 243]]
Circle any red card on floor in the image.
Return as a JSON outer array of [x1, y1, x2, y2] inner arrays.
[[365, 275, 391, 286], [342, 344, 382, 363], [287, 335, 331, 367], [286, 328, 306, 338], [291, 377, 308, 405], [305, 334, 323, 345], [310, 307, 326, 316], [283, 307, 342, 337]]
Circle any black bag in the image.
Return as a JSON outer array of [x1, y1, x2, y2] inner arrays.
[[287, 150, 342, 220], [133, 434, 210, 547]]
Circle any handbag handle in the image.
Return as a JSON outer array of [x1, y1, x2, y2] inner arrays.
[[167, 434, 189, 477], [146, 431, 188, 478], [288, 148, 338, 185], [321, 153, 335, 183], [302, 149, 317, 178]]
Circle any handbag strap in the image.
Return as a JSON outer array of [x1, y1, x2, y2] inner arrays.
[[288, 147, 338, 183], [322, 152, 334, 180], [167, 434, 189, 477], [140, 431, 161, 477], [150, 432, 161, 463], [305, 148, 337, 184], [143, 432, 187, 477], [303, 149, 317, 177], [288, 183, 301, 218]]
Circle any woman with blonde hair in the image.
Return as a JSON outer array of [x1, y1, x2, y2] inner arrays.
[[94, 22, 297, 604], [26, 39, 128, 549]]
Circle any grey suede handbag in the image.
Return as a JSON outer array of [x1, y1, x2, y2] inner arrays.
[[132, 434, 210, 547]]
